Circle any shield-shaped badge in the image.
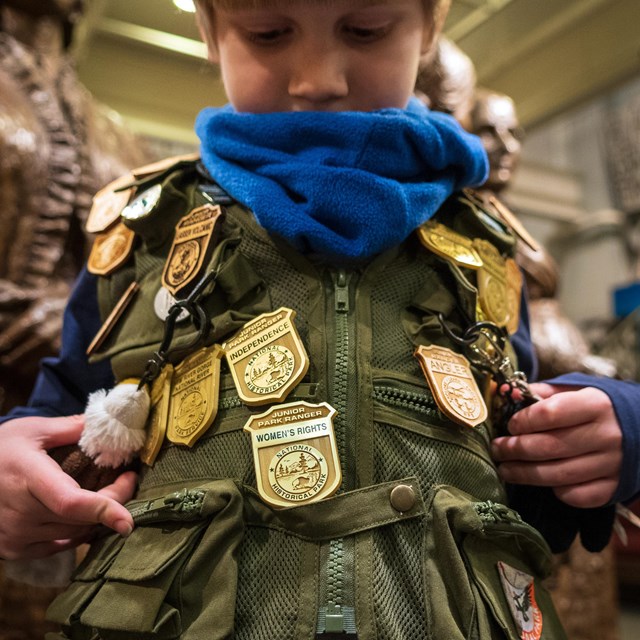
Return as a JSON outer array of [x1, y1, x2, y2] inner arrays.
[[167, 344, 224, 447], [161, 204, 223, 296], [417, 220, 484, 269], [140, 364, 173, 466], [87, 222, 136, 276], [86, 174, 135, 234], [223, 308, 310, 406], [472, 238, 508, 327], [415, 344, 488, 428], [243, 401, 341, 509]]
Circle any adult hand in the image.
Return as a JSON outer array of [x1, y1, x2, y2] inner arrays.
[[492, 383, 622, 508], [0, 415, 136, 560]]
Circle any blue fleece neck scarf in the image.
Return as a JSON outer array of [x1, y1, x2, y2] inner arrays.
[[196, 98, 488, 260]]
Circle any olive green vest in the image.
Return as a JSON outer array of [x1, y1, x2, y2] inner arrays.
[[47, 160, 567, 640]]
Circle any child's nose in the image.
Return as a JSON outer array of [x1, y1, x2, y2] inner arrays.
[[288, 48, 348, 106]]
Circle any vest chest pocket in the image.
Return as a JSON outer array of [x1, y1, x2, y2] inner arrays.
[[47, 479, 245, 640], [424, 485, 567, 640]]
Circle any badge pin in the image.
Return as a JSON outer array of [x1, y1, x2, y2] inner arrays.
[[415, 344, 488, 428], [497, 561, 543, 640], [86, 175, 135, 234], [417, 221, 483, 269], [87, 222, 135, 276], [153, 286, 190, 323], [223, 308, 310, 406], [505, 258, 522, 335], [161, 204, 223, 296], [473, 239, 508, 327], [121, 183, 162, 222], [167, 344, 224, 447], [243, 401, 342, 509], [140, 365, 173, 466]]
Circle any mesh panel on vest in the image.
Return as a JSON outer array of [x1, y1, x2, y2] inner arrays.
[[235, 526, 302, 640], [370, 251, 432, 376], [239, 225, 311, 345], [373, 422, 503, 502], [139, 429, 254, 491], [373, 519, 427, 640]]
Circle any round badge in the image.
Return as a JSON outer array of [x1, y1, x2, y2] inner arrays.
[[121, 183, 162, 221], [268, 443, 329, 501], [153, 286, 189, 323], [244, 344, 295, 396]]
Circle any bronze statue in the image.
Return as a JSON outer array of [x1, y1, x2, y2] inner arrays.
[[0, 0, 148, 413], [0, 2, 150, 638]]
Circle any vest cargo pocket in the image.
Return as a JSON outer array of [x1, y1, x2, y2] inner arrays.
[[47, 479, 245, 640], [424, 485, 567, 640]]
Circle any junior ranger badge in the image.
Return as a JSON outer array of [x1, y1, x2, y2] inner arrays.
[[140, 364, 173, 466], [472, 238, 509, 327], [167, 344, 224, 447], [87, 222, 135, 276], [223, 308, 310, 406], [415, 344, 488, 428], [243, 401, 342, 509], [161, 204, 223, 296], [417, 220, 483, 269]]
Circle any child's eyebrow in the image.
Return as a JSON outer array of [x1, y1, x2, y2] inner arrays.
[[210, 0, 392, 9]]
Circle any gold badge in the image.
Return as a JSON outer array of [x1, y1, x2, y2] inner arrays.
[[161, 204, 223, 296], [473, 238, 508, 327], [167, 344, 224, 447], [87, 222, 135, 276], [223, 308, 309, 406], [121, 184, 162, 222], [243, 401, 342, 509], [86, 175, 135, 234], [505, 258, 522, 335], [415, 344, 488, 428], [140, 365, 173, 466], [417, 221, 483, 269]]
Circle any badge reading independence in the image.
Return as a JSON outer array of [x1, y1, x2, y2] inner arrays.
[[417, 220, 483, 269], [497, 562, 543, 640], [472, 238, 508, 327], [140, 364, 173, 466], [415, 344, 488, 428], [161, 204, 223, 296], [223, 308, 309, 406], [167, 344, 224, 447], [243, 401, 341, 509]]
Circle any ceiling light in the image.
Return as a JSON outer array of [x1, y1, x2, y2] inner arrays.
[[173, 0, 196, 13]]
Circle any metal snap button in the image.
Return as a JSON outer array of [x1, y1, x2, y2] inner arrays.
[[390, 484, 416, 512]]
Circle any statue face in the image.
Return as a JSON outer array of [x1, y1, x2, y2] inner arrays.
[[472, 92, 523, 191], [2, 0, 82, 19]]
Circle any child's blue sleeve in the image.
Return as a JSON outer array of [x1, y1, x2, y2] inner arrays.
[[0, 268, 114, 422]]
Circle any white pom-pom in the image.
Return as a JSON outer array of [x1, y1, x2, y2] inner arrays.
[[4, 550, 77, 588], [80, 382, 150, 467]]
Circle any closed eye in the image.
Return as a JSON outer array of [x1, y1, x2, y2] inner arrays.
[[245, 26, 292, 45], [342, 24, 390, 43]]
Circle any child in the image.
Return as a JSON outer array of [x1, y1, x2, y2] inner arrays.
[[0, 0, 638, 638]]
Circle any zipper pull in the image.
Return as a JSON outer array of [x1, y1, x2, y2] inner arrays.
[[129, 488, 206, 524], [334, 270, 350, 313]]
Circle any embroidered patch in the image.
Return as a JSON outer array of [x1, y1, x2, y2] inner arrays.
[[497, 561, 543, 640]]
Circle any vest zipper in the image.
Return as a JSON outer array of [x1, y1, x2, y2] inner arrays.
[[373, 385, 440, 420], [318, 269, 357, 635]]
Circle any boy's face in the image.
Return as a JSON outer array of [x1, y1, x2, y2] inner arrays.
[[199, 0, 437, 113]]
